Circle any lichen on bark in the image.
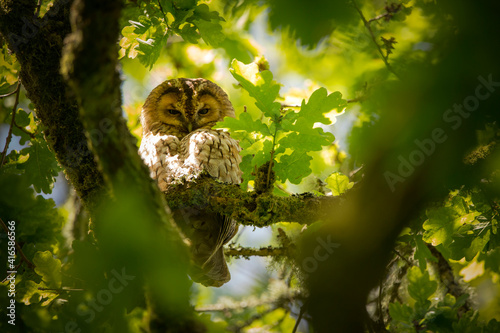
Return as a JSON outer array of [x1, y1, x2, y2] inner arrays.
[[0, 0, 105, 211]]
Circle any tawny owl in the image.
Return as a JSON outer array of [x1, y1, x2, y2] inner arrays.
[[139, 78, 242, 287]]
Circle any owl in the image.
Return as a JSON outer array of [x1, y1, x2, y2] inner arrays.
[[139, 78, 242, 287]]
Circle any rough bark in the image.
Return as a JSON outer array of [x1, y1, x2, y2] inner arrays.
[[59, 0, 203, 331], [0, 0, 104, 211], [0, 0, 198, 330]]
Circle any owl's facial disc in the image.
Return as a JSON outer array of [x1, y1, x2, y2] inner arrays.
[[146, 85, 229, 137], [193, 94, 222, 130], [155, 92, 188, 131]]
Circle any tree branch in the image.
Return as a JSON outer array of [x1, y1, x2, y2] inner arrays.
[[225, 244, 290, 259], [60, 0, 199, 330], [0, 79, 20, 169], [195, 289, 302, 312], [427, 244, 471, 315], [164, 176, 344, 227], [351, 0, 400, 79], [0, 0, 105, 211], [0, 85, 20, 98], [0, 217, 35, 270]]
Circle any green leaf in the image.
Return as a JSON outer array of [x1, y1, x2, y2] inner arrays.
[[194, 19, 225, 46], [33, 251, 62, 289], [0, 173, 63, 245], [389, 302, 414, 324], [180, 23, 200, 44], [414, 235, 437, 270], [274, 151, 312, 184], [325, 172, 353, 196], [173, 0, 197, 10], [298, 88, 346, 125], [136, 29, 168, 69], [423, 207, 456, 246], [250, 139, 274, 167], [277, 128, 334, 152], [407, 266, 437, 305], [479, 247, 500, 273], [452, 311, 482, 333], [18, 138, 60, 194], [15, 108, 30, 127], [484, 319, 500, 333], [268, 0, 357, 47], [119, 26, 141, 59], [449, 230, 490, 261], [239, 154, 254, 189], [216, 112, 271, 136], [392, 5, 413, 22], [230, 59, 281, 119], [220, 36, 257, 64], [192, 4, 222, 21]]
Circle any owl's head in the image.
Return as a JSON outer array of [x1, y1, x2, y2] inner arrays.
[[141, 78, 235, 138]]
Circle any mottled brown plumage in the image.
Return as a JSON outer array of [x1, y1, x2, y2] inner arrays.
[[139, 78, 242, 287]]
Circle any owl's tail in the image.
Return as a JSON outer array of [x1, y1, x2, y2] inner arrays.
[[190, 246, 230, 287], [189, 215, 237, 287]]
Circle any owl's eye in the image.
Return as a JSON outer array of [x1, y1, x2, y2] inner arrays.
[[167, 109, 181, 115], [198, 108, 210, 115]]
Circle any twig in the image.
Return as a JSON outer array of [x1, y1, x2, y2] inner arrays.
[[368, 3, 403, 24], [35, 0, 42, 17], [38, 287, 84, 292], [374, 277, 389, 331], [267, 124, 279, 188], [347, 96, 365, 104], [2, 262, 22, 283], [195, 289, 302, 312], [368, 13, 391, 23], [227, 307, 277, 333], [0, 217, 35, 270], [276, 184, 291, 195], [225, 245, 290, 259], [0, 87, 19, 98], [392, 249, 412, 266], [156, 0, 170, 28], [351, 0, 401, 79], [0, 79, 21, 169], [292, 305, 305, 333], [195, 296, 275, 312], [14, 121, 35, 138], [426, 244, 471, 315]]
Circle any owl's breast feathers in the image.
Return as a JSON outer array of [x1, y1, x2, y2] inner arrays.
[[182, 130, 242, 184], [139, 133, 181, 191], [139, 129, 242, 190]]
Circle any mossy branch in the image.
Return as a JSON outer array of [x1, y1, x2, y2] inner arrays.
[[0, 0, 105, 211], [164, 175, 344, 227], [225, 244, 291, 259]]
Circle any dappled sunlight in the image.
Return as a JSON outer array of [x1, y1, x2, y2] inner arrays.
[[1, 0, 499, 332]]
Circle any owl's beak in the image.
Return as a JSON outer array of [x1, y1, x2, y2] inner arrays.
[[187, 123, 193, 132]]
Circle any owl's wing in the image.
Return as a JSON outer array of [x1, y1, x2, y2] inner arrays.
[[139, 133, 181, 191], [181, 129, 242, 184]]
